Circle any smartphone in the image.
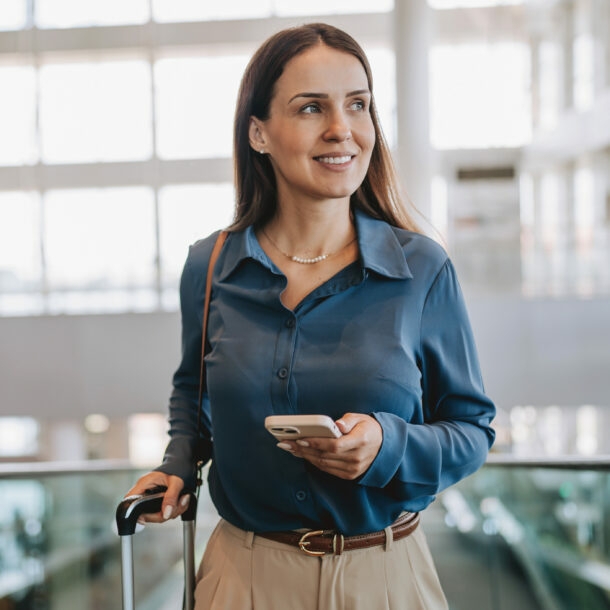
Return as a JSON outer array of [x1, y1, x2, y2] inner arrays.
[[264, 414, 342, 441]]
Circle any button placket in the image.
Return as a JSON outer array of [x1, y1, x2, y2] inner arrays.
[[270, 314, 298, 410]]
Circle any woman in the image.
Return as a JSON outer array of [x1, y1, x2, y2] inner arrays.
[[127, 22, 495, 609]]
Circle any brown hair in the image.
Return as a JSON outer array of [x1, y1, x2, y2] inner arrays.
[[230, 22, 419, 232]]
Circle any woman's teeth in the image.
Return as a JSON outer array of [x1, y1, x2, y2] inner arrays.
[[317, 155, 352, 165]]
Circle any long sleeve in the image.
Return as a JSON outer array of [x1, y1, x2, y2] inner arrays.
[[359, 259, 495, 501], [154, 246, 214, 490]]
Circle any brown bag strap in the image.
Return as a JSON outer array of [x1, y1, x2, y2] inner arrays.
[[196, 230, 229, 486]]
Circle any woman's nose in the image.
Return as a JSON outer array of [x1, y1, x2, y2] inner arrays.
[[323, 111, 352, 142]]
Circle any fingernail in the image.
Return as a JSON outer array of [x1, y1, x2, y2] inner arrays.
[[163, 505, 173, 520], [296, 440, 309, 447], [180, 495, 190, 508], [277, 442, 294, 451]]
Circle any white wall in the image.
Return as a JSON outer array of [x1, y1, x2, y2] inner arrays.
[[1, 296, 608, 421], [0, 311, 180, 419], [467, 295, 610, 408]]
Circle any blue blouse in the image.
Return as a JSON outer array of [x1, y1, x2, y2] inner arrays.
[[156, 209, 495, 536]]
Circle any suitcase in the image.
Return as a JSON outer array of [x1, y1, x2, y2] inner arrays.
[[116, 486, 198, 610]]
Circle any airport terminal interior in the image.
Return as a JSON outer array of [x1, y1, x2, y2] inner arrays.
[[0, 0, 609, 608]]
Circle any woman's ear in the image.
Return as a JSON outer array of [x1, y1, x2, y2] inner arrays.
[[249, 117, 267, 154]]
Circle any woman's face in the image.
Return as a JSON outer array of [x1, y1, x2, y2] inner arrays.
[[250, 44, 376, 209]]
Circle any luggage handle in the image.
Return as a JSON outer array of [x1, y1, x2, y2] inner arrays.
[[116, 486, 198, 610], [116, 485, 197, 535]]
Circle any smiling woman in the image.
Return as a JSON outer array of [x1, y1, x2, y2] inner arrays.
[[125, 21, 495, 610], [248, 45, 375, 227]]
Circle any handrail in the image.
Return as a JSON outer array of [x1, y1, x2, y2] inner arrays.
[[0, 458, 136, 478], [486, 452, 610, 470], [1, 455, 610, 478]]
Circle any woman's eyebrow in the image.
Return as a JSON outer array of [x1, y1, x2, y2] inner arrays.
[[288, 89, 370, 104]]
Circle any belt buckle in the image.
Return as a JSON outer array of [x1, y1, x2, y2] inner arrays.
[[298, 530, 345, 556], [298, 530, 326, 556]]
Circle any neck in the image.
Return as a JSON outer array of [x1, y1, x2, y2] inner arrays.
[[265, 200, 354, 254]]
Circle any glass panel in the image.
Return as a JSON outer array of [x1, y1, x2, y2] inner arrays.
[[39, 60, 152, 164], [0, 0, 27, 31], [539, 41, 561, 130], [0, 467, 219, 609], [43, 187, 155, 291], [0, 417, 39, 457], [573, 34, 595, 111], [430, 42, 531, 149], [274, 0, 394, 16], [366, 47, 396, 148], [153, 0, 272, 22], [158, 183, 235, 291], [433, 464, 610, 610], [128, 414, 169, 467], [0, 66, 37, 166], [428, 0, 523, 7], [45, 288, 159, 315], [36, 0, 149, 28], [155, 55, 249, 159], [0, 191, 41, 293]]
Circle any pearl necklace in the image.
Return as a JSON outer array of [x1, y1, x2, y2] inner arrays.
[[262, 229, 357, 265]]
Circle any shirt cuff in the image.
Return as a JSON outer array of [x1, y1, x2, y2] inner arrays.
[[357, 412, 408, 488], [154, 436, 200, 491]]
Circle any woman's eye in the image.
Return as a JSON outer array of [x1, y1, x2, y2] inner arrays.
[[301, 103, 321, 114], [351, 100, 367, 111]]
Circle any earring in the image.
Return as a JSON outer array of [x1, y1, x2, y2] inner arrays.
[[259, 149, 265, 154]]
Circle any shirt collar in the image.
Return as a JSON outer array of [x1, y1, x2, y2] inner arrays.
[[353, 209, 412, 280], [217, 208, 413, 282]]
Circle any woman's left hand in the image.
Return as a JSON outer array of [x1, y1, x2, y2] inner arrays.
[[277, 413, 383, 480]]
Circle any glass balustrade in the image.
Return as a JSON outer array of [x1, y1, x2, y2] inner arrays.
[[0, 463, 218, 610], [1, 458, 608, 610], [431, 456, 610, 610]]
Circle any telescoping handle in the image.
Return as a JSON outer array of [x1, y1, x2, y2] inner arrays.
[[115, 486, 198, 610]]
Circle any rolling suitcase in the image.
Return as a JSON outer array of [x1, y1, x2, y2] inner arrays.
[[116, 486, 198, 610]]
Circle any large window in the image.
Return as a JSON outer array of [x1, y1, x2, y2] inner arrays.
[[39, 60, 153, 164], [430, 42, 531, 149], [0, 66, 37, 166], [0, 3, 397, 316], [155, 55, 249, 160]]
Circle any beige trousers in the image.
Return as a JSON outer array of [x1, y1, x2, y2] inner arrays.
[[194, 518, 448, 610]]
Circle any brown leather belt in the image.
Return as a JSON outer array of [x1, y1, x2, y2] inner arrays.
[[257, 512, 420, 556]]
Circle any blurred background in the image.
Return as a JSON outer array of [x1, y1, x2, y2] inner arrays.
[[0, 1, 609, 608]]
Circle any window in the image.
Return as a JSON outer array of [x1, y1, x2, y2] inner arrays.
[[0, 417, 39, 457], [0, 192, 41, 294], [152, 0, 393, 21], [366, 48, 396, 148], [428, 0, 522, 7], [158, 183, 234, 309], [274, 0, 393, 16], [573, 34, 595, 111], [430, 42, 531, 149], [36, 0, 149, 28], [128, 414, 169, 467], [0, 66, 37, 166], [155, 55, 249, 159], [43, 187, 157, 313], [538, 41, 561, 130], [39, 60, 152, 164], [0, 0, 27, 30], [153, 0, 271, 22]]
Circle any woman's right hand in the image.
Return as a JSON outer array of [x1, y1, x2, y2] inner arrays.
[[125, 471, 189, 523]]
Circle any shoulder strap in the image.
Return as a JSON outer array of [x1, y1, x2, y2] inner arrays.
[[196, 230, 229, 486]]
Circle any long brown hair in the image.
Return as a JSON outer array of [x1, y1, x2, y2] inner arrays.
[[231, 23, 419, 232]]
